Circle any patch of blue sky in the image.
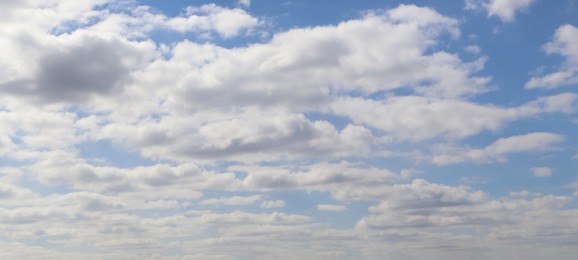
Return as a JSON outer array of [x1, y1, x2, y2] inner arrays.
[[303, 112, 351, 131], [250, 0, 386, 27], [51, 0, 139, 36], [315, 201, 373, 229], [19, 173, 75, 196], [0, 157, 22, 168], [77, 139, 156, 168], [422, 152, 575, 198], [461, 1, 577, 104], [51, 16, 101, 36], [190, 189, 366, 228], [138, 0, 230, 17], [278, 191, 369, 229], [25, 236, 93, 254]]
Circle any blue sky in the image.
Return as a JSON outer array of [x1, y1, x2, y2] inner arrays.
[[1, 0, 578, 259]]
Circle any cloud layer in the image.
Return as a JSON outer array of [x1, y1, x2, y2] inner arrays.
[[0, 1, 577, 259]]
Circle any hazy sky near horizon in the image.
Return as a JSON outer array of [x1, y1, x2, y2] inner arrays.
[[1, 0, 578, 259]]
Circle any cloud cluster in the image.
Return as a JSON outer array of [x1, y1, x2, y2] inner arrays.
[[0, 1, 577, 259]]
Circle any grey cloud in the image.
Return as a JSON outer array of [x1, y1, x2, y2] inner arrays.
[[2, 35, 151, 104], [238, 162, 395, 192], [358, 188, 571, 230], [94, 238, 164, 252], [0, 0, 24, 18], [0, 207, 70, 225], [36, 38, 130, 101], [102, 112, 373, 162], [368, 179, 486, 212]]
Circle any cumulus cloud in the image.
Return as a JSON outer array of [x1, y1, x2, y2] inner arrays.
[[0, 1, 578, 259], [238, 161, 396, 194], [171, 4, 260, 38], [0, 1, 260, 104], [331, 92, 576, 142], [140, 3, 486, 117], [97, 111, 374, 162], [526, 24, 578, 89], [332, 96, 516, 141], [10, 36, 152, 103]]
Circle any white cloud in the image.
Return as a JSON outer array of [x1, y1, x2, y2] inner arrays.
[[238, 0, 251, 7], [83, 3, 261, 39], [432, 132, 564, 165], [331, 96, 516, 141], [526, 24, 578, 89], [0, 2, 578, 259], [317, 204, 347, 211], [465, 45, 481, 54], [531, 167, 553, 177], [195, 211, 310, 224], [331, 92, 575, 143], [147, 4, 484, 116], [97, 111, 374, 162], [180, 4, 260, 38], [200, 195, 262, 206], [24, 4, 512, 164], [367, 179, 486, 213], [483, 132, 563, 154], [238, 161, 396, 194], [260, 200, 286, 209], [525, 92, 578, 113], [465, 0, 535, 22], [0, 2, 260, 104]]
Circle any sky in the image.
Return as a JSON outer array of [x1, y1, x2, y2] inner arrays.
[[1, 0, 578, 259]]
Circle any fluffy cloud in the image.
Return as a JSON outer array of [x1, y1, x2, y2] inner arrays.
[[97, 111, 374, 162], [4, 34, 154, 104], [0, 1, 260, 105], [432, 132, 564, 165], [173, 9, 481, 106], [0, 1, 577, 259], [465, 0, 535, 22], [238, 161, 396, 194], [332, 96, 516, 141], [167, 4, 260, 38], [331, 92, 576, 142], [358, 181, 570, 231], [526, 24, 578, 89]]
